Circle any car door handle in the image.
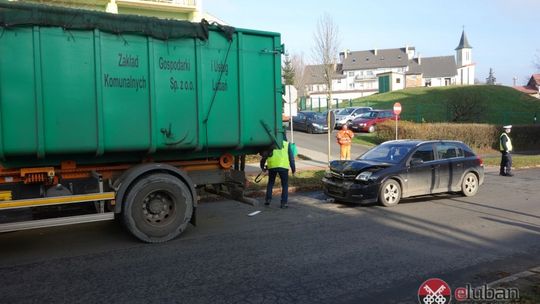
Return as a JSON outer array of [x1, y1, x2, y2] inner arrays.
[[456, 163, 463, 167]]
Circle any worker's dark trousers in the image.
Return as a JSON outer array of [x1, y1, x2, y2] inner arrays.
[[266, 168, 289, 203], [500, 151, 512, 175]]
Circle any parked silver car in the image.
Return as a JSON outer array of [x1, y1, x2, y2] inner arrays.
[[334, 107, 373, 128]]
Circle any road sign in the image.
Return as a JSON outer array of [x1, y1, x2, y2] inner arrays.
[[393, 102, 402, 115], [283, 85, 298, 103]]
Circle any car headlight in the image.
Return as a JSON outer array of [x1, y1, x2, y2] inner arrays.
[[359, 123, 366, 127], [355, 171, 373, 181], [312, 123, 321, 128]]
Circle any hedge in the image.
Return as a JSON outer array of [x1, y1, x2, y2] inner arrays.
[[375, 121, 540, 152]]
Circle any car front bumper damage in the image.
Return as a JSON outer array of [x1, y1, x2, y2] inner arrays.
[[322, 177, 379, 204]]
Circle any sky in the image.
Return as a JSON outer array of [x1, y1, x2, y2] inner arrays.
[[203, 0, 540, 86]]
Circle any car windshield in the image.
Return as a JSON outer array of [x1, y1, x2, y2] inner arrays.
[[303, 112, 317, 119], [358, 144, 412, 163], [337, 108, 355, 115], [358, 111, 380, 118], [315, 113, 326, 119]]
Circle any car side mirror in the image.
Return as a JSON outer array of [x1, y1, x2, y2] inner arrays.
[[410, 158, 423, 166]]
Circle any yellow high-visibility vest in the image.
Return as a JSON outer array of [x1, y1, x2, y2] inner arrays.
[[499, 133, 513, 152], [267, 141, 290, 169]]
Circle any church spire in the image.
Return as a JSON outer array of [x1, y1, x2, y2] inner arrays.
[[455, 30, 472, 50]]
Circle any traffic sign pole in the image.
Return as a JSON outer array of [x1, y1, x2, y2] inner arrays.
[[393, 102, 402, 140]]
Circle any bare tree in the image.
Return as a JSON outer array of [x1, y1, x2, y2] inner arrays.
[[290, 52, 307, 97], [312, 13, 340, 105], [312, 13, 340, 163]]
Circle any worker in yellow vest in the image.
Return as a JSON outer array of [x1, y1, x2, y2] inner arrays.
[[260, 136, 296, 208], [499, 125, 513, 177]]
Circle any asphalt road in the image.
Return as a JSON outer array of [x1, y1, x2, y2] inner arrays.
[[1, 168, 539, 303]]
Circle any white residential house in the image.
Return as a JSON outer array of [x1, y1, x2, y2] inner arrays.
[[303, 30, 475, 102]]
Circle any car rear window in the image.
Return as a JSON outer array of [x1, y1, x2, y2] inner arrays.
[[436, 143, 464, 159]]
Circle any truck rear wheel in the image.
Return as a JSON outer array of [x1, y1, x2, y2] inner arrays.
[[122, 173, 193, 243]]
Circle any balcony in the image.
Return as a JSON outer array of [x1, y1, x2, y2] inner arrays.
[[116, 0, 197, 12], [354, 75, 376, 82]]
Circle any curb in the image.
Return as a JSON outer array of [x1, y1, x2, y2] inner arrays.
[[486, 266, 540, 287]]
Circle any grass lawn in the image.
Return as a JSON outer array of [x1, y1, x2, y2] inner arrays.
[[328, 85, 540, 125], [351, 132, 381, 147], [482, 154, 540, 169]]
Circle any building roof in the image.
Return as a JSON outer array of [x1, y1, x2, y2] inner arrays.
[[530, 74, 540, 86], [341, 48, 409, 71], [407, 56, 457, 78], [455, 30, 472, 50], [304, 64, 346, 85], [516, 74, 540, 94], [513, 86, 538, 94]]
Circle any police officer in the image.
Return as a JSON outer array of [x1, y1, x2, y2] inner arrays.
[[499, 125, 513, 177], [260, 136, 296, 208]]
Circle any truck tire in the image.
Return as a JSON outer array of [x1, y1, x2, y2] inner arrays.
[[122, 173, 193, 243]]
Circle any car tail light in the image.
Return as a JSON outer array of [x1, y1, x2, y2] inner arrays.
[[477, 156, 484, 166]]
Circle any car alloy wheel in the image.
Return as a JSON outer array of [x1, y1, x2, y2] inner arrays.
[[461, 172, 479, 197], [378, 179, 401, 207]]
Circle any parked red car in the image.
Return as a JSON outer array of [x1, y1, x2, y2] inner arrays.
[[350, 110, 397, 133]]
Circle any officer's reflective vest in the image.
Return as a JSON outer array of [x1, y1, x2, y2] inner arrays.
[[267, 141, 290, 169], [499, 133, 513, 152]]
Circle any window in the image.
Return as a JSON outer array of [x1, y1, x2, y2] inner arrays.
[[411, 145, 435, 162], [396, 78, 401, 84], [337, 79, 341, 83], [349, 83, 354, 89], [348, 72, 354, 77], [436, 143, 464, 159], [425, 79, 432, 87], [367, 71, 374, 76]]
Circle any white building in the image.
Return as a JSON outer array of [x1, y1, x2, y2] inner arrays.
[[455, 30, 475, 85], [304, 30, 475, 102]]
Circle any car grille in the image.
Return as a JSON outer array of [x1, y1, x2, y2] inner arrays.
[[326, 185, 345, 197], [330, 171, 356, 181]]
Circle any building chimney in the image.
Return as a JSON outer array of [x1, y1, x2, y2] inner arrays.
[[374, 49, 378, 56], [417, 53, 421, 65]]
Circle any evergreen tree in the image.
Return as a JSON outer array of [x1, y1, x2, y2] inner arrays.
[[486, 68, 496, 85], [282, 54, 295, 85]]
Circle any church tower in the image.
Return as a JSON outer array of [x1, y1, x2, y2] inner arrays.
[[455, 30, 475, 85]]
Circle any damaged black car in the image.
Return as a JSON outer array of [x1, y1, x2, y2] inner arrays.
[[322, 140, 484, 207]]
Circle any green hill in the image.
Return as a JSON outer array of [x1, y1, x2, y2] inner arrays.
[[346, 85, 540, 124]]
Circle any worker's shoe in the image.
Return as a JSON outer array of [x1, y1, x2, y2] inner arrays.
[[264, 200, 271, 206], [280, 202, 288, 209], [506, 173, 514, 177]]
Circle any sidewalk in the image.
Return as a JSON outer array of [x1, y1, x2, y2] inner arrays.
[[487, 266, 540, 303]]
